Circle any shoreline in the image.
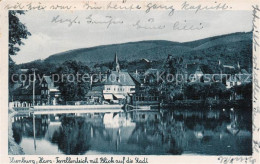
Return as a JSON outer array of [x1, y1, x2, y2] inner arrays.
[[8, 109, 25, 155]]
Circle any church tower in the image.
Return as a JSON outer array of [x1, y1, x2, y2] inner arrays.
[[112, 52, 120, 72]]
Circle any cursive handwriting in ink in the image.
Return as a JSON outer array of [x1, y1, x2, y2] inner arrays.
[[50, 4, 73, 10], [252, 5, 260, 110], [26, 2, 47, 10], [83, 2, 103, 10], [107, 1, 141, 11], [252, 5, 260, 51], [218, 156, 256, 164], [86, 15, 123, 28], [133, 18, 165, 30], [182, 1, 230, 13], [5, 3, 25, 10], [146, 3, 175, 16], [173, 21, 204, 30], [51, 15, 80, 27]]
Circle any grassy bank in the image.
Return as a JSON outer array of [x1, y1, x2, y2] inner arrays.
[[8, 109, 24, 155]]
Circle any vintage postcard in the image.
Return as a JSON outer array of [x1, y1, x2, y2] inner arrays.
[[0, 0, 260, 163]]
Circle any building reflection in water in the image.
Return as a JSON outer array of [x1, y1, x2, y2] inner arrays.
[[12, 108, 252, 155]]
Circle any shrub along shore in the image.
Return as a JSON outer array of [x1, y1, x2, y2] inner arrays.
[[8, 109, 24, 155]]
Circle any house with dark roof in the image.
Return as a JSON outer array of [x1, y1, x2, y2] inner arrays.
[[13, 82, 42, 106], [85, 85, 103, 104], [41, 76, 60, 105], [185, 64, 204, 82], [143, 68, 159, 85], [12, 75, 60, 106]]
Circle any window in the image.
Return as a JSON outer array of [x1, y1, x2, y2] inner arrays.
[[42, 84, 44, 87]]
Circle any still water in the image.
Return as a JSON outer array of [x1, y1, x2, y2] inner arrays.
[[12, 108, 252, 155]]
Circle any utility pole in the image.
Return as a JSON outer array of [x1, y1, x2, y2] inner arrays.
[[32, 68, 36, 107]]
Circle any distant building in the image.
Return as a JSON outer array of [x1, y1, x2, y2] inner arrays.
[[85, 85, 103, 104], [12, 83, 42, 106], [90, 53, 136, 103], [225, 73, 252, 89], [12, 75, 60, 106], [129, 70, 144, 90], [41, 76, 60, 105], [226, 75, 241, 89], [185, 64, 204, 82], [199, 60, 251, 88], [143, 68, 159, 85], [217, 60, 239, 75]]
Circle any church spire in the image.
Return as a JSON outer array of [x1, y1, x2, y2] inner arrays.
[[112, 52, 120, 72]]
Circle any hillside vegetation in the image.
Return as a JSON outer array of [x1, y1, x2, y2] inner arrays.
[[19, 32, 252, 73]]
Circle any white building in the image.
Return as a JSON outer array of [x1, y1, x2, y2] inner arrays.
[[90, 53, 136, 102]]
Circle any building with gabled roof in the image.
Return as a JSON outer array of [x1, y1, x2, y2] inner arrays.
[[41, 76, 60, 105], [185, 64, 204, 82], [12, 75, 60, 106], [89, 53, 136, 103]]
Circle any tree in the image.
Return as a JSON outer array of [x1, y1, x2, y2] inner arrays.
[[241, 83, 252, 100], [9, 11, 31, 56], [209, 82, 226, 100], [184, 82, 209, 100], [51, 117, 91, 155], [55, 61, 90, 103], [9, 11, 31, 101]]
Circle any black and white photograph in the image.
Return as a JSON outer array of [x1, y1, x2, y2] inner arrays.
[[6, 2, 257, 158]]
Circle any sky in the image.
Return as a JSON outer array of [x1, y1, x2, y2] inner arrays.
[[11, 10, 253, 64]]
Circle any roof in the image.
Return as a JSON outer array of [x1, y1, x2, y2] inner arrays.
[[144, 68, 158, 76], [201, 74, 221, 83], [223, 65, 235, 69], [129, 73, 143, 85], [43, 76, 56, 89], [186, 64, 203, 76], [103, 71, 135, 86], [141, 58, 150, 63], [220, 65, 236, 74], [92, 85, 103, 91], [103, 94, 113, 100], [19, 69, 29, 73], [86, 90, 102, 97], [241, 69, 249, 74], [13, 84, 41, 96], [43, 76, 59, 91], [200, 65, 213, 74]]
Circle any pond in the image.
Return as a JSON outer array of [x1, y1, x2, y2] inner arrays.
[[11, 108, 252, 155]]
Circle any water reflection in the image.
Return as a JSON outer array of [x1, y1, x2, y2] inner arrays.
[[51, 117, 91, 154], [12, 108, 252, 155]]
